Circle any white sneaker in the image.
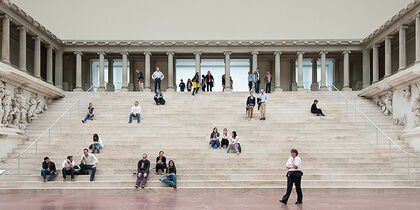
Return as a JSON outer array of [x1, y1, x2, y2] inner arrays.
[[248, 118, 251, 120]]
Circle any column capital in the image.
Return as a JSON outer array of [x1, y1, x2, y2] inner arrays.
[[17, 26, 26, 32], [166, 51, 175, 56], [251, 51, 259, 55], [143, 51, 152, 56], [385, 35, 393, 40], [224, 51, 232, 56], [108, 59, 114, 64], [0, 14, 10, 20], [97, 51, 106, 56], [274, 51, 282, 55], [121, 51, 129, 56], [194, 51, 202, 56], [319, 51, 328, 55], [74, 51, 83, 56], [400, 24, 409, 30], [372, 44, 380, 49], [32, 36, 41, 42], [46, 44, 53, 50], [297, 51, 305, 55], [342, 50, 351, 55]]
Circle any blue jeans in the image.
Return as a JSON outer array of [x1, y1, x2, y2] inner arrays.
[[80, 164, 96, 181], [154, 79, 161, 93], [41, 169, 57, 181], [129, 113, 140, 123], [92, 144, 103, 151], [161, 174, 177, 187], [255, 80, 260, 93], [83, 114, 94, 122], [62, 168, 75, 179]]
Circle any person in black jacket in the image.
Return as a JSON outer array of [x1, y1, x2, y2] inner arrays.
[[135, 153, 150, 188], [209, 127, 220, 149], [187, 79, 193, 92], [192, 73, 200, 96], [155, 151, 167, 175], [201, 75, 207, 92], [205, 71, 214, 92], [160, 160, 177, 188], [179, 79, 186, 92], [311, 100, 325, 116], [41, 157, 57, 182], [246, 92, 256, 120]]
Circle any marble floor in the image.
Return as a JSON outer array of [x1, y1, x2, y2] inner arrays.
[[0, 192, 418, 210]]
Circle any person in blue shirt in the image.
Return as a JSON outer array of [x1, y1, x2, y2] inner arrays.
[[259, 90, 268, 120], [154, 89, 165, 105], [82, 102, 94, 123], [248, 71, 253, 92]]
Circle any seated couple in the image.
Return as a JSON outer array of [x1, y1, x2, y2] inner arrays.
[[209, 128, 241, 155], [135, 153, 177, 189]]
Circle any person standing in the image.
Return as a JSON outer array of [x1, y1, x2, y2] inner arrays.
[[192, 73, 199, 96], [187, 79, 193, 92], [311, 100, 326, 116], [206, 71, 214, 92], [129, 101, 141, 123], [265, 71, 272, 93], [259, 89, 268, 120], [135, 153, 150, 189], [253, 68, 261, 93], [160, 160, 177, 188], [136, 69, 145, 92], [155, 151, 167, 175], [151, 67, 164, 93], [82, 102, 94, 123], [41, 157, 57, 182], [280, 149, 303, 205], [62, 156, 75, 182], [80, 148, 98, 182], [246, 92, 256, 120], [247, 71, 253, 92], [201, 74, 207, 92], [179, 79, 186, 92]]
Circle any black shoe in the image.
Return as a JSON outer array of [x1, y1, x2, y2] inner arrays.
[[128, 121, 132, 123], [135, 185, 139, 189], [97, 150, 100, 153], [322, 114, 326, 116], [295, 202, 302, 204], [82, 120, 85, 123], [279, 200, 287, 205], [173, 185, 177, 189], [141, 185, 144, 188]]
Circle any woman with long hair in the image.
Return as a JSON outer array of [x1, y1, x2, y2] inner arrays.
[[209, 127, 220, 149], [227, 131, 240, 155], [89, 133, 103, 153], [160, 160, 177, 188]]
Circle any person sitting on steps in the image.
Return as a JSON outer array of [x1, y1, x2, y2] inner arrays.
[[80, 148, 98, 182], [154, 89, 166, 105], [62, 155, 75, 182], [155, 151, 167, 175], [41, 157, 57, 182], [82, 102, 94, 123], [220, 128, 229, 149], [135, 153, 150, 189], [209, 127, 220, 149], [89, 133, 103, 153], [311, 100, 325, 116], [227, 131, 241, 155], [129, 101, 141, 123], [160, 160, 177, 188]]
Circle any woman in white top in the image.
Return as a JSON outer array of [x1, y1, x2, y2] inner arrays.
[[90, 133, 103, 153], [280, 149, 303, 205], [227, 131, 240, 155]]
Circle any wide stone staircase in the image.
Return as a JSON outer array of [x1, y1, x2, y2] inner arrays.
[[0, 91, 419, 193]]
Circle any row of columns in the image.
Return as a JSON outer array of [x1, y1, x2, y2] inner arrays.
[[1, 15, 63, 89]]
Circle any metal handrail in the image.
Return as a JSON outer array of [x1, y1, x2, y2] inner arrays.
[[330, 85, 419, 159], [1, 85, 96, 164]]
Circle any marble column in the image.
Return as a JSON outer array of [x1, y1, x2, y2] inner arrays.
[[167, 51, 175, 91], [362, 48, 371, 89], [54, 50, 63, 89], [297, 52, 305, 91], [46, 45, 53, 84], [311, 59, 319, 91], [274, 51, 282, 92], [128, 59, 135, 91], [342, 51, 351, 91], [194, 51, 201, 81], [121, 52, 129, 91], [385, 36, 392, 77], [18, 27, 26, 71], [252, 51, 259, 73], [416, 13, 420, 63], [399, 25, 408, 71], [74, 52, 83, 91], [144, 51, 152, 91], [33, 36, 41, 78], [320, 51, 328, 91], [1, 15, 10, 64], [224, 51, 232, 91], [372, 45, 379, 83], [291, 60, 297, 91], [106, 59, 115, 91], [98, 52, 106, 91]]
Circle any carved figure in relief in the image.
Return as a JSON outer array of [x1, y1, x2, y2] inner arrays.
[[402, 86, 411, 99], [2, 89, 12, 126], [27, 93, 38, 123]]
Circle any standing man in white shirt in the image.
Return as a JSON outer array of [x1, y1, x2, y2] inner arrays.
[[80, 148, 98, 182], [62, 156, 75, 182], [129, 101, 141, 123], [259, 89, 268, 120], [280, 149, 303, 205], [151, 67, 165, 93]]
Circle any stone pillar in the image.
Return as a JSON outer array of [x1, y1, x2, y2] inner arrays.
[[224, 51, 232, 91], [320, 51, 328, 91], [297, 52, 305, 91], [252, 51, 259, 73], [121, 52, 129, 91], [106, 59, 115, 91], [128, 59, 135, 91], [194, 51, 201, 81], [144, 51, 151, 91], [98, 52, 106, 91], [74, 52, 83, 91], [311, 59, 319, 91], [1, 15, 10, 64], [18, 27, 26, 71], [167, 51, 175, 91], [362, 48, 371, 89], [385, 36, 392, 77], [274, 51, 282, 92], [372, 45, 379, 83], [291, 60, 297, 91], [33, 36, 41, 78], [399, 25, 408, 71], [46, 45, 53, 84], [416, 13, 420, 63], [342, 51, 351, 91], [54, 50, 63, 89]]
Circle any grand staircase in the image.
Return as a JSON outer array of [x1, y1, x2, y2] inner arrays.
[[0, 91, 419, 193]]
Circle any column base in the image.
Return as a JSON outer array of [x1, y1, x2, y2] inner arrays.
[[342, 87, 352, 91], [106, 83, 115, 92], [73, 87, 83, 92], [223, 87, 232, 92], [120, 87, 128, 92], [144, 88, 152, 92], [166, 88, 175, 92], [274, 87, 283, 93], [297, 86, 305, 91], [55, 85, 63, 90], [372, 80, 379, 84], [416, 59, 420, 64], [398, 67, 407, 72], [128, 83, 135, 91], [19, 68, 27, 72], [291, 83, 297, 91], [98, 86, 106, 92], [311, 82, 319, 91], [320, 86, 328, 91]]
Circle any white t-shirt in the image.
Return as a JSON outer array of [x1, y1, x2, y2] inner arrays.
[[286, 156, 302, 171], [62, 159, 75, 169], [131, 105, 141, 114]]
